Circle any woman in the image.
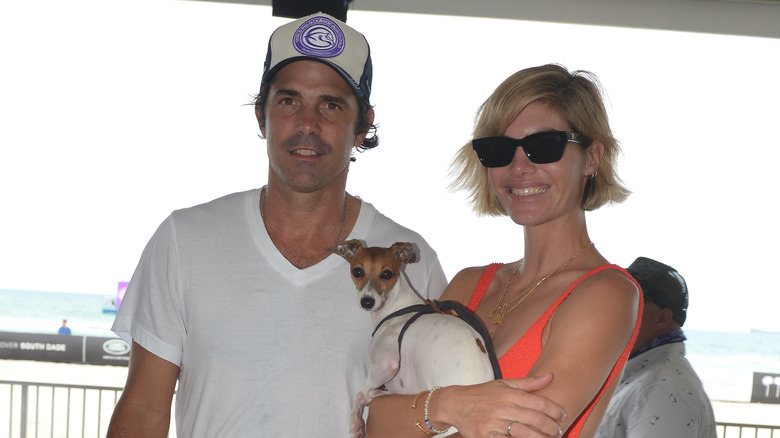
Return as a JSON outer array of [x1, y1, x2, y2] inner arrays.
[[365, 64, 642, 438]]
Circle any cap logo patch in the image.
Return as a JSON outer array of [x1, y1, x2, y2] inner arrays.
[[292, 16, 345, 58]]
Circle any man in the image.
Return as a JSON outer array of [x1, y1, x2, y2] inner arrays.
[[58, 319, 71, 335], [595, 257, 716, 438], [105, 13, 450, 437]]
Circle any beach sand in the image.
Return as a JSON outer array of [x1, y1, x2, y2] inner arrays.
[[1, 359, 128, 388], [699, 366, 780, 427]]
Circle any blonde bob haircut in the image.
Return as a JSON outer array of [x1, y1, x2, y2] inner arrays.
[[450, 64, 630, 216]]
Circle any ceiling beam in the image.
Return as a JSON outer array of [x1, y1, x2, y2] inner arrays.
[[186, 0, 780, 40]]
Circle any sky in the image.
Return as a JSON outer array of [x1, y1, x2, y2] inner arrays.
[[1, 0, 779, 333]]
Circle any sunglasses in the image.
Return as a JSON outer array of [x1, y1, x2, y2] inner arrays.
[[472, 130, 589, 167]]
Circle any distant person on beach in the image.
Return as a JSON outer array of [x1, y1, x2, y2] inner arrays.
[[595, 256, 716, 438], [106, 13, 565, 438], [57, 319, 71, 335]]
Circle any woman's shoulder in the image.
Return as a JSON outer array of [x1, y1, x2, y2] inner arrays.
[[574, 263, 637, 290], [548, 263, 641, 350], [452, 263, 510, 288], [455, 263, 501, 279], [566, 263, 641, 312], [441, 264, 502, 302]]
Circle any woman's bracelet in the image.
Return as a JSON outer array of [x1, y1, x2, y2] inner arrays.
[[411, 386, 451, 435]]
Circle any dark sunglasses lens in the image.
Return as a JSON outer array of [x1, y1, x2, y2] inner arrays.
[[523, 132, 568, 164], [473, 132, 569, 167], [473, 138, 516, 167]]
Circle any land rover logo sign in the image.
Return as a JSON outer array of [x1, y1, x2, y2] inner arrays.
[[103, 339, 130, 355]]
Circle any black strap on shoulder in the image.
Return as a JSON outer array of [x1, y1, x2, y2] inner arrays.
[[371, 300, 502, 379]]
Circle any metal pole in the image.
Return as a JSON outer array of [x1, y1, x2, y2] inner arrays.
[[20, 383, 28, 437]]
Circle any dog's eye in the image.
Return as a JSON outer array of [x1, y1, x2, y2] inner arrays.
[[380, 270, 394, 280], [352, 267, 364, 278]]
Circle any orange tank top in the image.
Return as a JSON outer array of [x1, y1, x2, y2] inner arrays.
[[467, 263, 642, 437]]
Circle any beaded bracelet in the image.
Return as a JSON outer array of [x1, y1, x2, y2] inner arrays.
[[421, 386, 450, 435], [415, 422, 439, 436], [412, 390, 438, 435]]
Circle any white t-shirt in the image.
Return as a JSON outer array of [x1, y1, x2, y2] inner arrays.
[[113, 189, 448, 437], [595, 342, 717, 438]]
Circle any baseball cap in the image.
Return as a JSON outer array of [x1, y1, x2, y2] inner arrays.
[[261, 12, 372, 99], [626, 256, 688, 326]]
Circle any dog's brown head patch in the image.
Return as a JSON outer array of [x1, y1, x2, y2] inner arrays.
[[329, 240, 417, 294]]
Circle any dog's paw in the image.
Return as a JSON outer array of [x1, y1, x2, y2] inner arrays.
[[349, 417, 366, 438], [367, 387, 384, 399], [350, 395, 368, 438]]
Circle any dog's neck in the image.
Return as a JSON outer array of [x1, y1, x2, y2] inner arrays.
[[369, 276, 425, 327]]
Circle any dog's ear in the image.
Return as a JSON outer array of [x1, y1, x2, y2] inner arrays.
[[390, 242, 416, 264], [328, 239, 363, 261]]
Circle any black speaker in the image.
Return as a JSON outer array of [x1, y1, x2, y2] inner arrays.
[[272, 0, 350, 22]]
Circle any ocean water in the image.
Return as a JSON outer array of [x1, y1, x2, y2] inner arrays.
[[686, 329, 780, 374], [1, 288, 780, 374], [0, 289, 118, 338]]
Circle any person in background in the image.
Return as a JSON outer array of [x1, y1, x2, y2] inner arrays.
[[366, 64, 641, 438], [57, 319, 71, 335], [106, 12, 561, 438], [595, 256, 716, 438]]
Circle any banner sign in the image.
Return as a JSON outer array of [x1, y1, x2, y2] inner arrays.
[[752, 372, 780, 404], [0, 331, 129, 366]]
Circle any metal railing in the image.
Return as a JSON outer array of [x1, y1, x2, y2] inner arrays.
[[717, 422, 780, 437], [1, 380, 121, 438], [3, 379, 779, 438]]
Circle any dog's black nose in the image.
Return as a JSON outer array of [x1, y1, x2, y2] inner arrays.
[[360, 297, 375, 310]]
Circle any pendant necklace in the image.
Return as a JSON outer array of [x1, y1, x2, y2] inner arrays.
[[487, 242, 594, 325]]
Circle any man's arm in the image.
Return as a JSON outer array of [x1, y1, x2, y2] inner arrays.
[[107, 341, 180, 438]]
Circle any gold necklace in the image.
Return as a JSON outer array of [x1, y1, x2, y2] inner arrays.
[[260, 188, 349, 247], [487, 242, 594, 325]]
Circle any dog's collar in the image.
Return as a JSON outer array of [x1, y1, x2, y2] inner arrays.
[[371, 303, 433, 337]]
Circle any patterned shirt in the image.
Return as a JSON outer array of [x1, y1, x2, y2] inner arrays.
[[595, 341, 716, 438]]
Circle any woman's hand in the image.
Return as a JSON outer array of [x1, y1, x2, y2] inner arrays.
[[431, 374, 565, 438]]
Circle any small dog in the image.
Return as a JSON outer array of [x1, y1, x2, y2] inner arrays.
[[330, 240, 498, 438]]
